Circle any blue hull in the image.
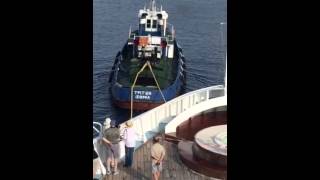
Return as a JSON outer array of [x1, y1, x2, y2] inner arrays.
[[109, 42, 186, 110]]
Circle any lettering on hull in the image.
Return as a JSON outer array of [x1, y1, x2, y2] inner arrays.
[[134, 91, 152, 100]]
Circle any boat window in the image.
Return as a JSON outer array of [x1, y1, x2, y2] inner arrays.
[[147, 19, 151, 28], [152, 20, 157, 28]]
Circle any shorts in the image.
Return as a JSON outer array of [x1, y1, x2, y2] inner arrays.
[[106, 143, 120, 159], [152, 162, 162, 173]]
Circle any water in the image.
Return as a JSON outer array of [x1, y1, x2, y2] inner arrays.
[[94, 0, 227, 124]]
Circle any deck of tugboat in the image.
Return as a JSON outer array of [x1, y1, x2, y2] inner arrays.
[[103, 139, 220, 180], [117, 55, 178, 88]]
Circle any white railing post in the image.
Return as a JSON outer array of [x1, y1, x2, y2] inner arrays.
[[165, 104, 168, 117], [155, 111, 158, 130], [176, 101, 179, 114], [192, 94, 195, 105], [138, 118, 144, 141]]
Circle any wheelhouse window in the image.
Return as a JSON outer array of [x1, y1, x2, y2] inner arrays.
[[147, 19, 151, 28], [152, 20, 157, 28]]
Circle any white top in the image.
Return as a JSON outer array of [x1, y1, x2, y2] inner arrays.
[[123, 127, 136, 148]]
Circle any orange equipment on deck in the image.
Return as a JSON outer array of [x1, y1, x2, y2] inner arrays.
[[138, 36, 149, 46]]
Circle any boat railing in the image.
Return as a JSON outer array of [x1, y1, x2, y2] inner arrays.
[[165, 23, 175, 40], [92, 121, 107, 177], [119, 85, 225, 148], [93, 122, 103, 140]]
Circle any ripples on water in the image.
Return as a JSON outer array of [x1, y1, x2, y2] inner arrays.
[[94, 0, 227, 124]]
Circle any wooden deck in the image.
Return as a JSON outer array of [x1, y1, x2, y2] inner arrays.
[[103, 140, 220, 180]]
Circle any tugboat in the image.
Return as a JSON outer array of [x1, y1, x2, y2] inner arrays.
[[109, 0, 186, 111]]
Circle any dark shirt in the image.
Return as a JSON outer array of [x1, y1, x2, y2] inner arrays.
[[104, 127, 120, 144]]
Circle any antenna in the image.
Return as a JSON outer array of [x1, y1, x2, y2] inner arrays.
[[220, 22, 226, 51], [151, 0, 156, 11]]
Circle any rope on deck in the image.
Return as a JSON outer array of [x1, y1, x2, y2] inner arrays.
[[130, 61, 167, 119]]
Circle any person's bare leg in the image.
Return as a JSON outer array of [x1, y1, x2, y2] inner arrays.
[[157, 172, 160, 180], [114, 159, 118, 172], [152, 173, 158, 180], [106, 157, 112, 173]]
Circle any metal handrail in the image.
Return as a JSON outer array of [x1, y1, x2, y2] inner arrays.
[[93, 122, 103, 135]]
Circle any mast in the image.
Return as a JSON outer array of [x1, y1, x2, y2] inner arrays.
[[151, 0, 156, 11], [154, 0, 156, 11], [128, 25, 131, 38]]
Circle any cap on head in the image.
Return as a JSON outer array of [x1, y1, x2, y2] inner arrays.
[[103, 118, 111, 129], [110, 120, 116, 127]]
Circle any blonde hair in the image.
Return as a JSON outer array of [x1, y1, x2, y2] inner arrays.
[[126, 120, 133, 127]]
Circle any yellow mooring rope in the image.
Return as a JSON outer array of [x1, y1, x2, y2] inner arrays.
[[130, 61, 167, 119]]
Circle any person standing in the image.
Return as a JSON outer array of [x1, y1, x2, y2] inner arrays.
[[101, 120, 121, 175], [151, 136, 166, 180], [123, 120, 136, 167]]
